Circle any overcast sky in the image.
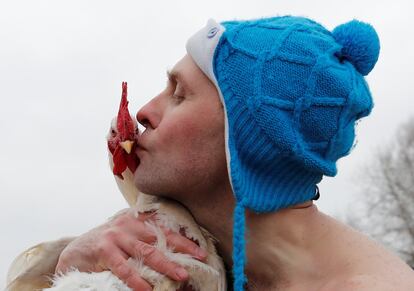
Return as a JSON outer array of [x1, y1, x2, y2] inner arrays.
[[1, 0, 414, 287]]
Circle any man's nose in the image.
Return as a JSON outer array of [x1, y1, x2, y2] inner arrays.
[[136, 99, 160, 130]]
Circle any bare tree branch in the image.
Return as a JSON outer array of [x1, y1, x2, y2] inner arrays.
[[345, 116, 414, 268]]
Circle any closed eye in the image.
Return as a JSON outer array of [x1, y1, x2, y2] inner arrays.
[[172, 93, 185, 102], [171, 83, 185, 103]]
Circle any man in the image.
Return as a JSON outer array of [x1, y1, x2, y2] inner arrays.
[[56, 16, 414, 290]]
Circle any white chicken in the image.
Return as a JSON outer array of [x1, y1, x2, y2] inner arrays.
[[5, 82, 226, 291]]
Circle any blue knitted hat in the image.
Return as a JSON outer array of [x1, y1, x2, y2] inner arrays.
[[186, 15, 380, 290]]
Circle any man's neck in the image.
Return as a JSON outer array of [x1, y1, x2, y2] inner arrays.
[[242, 203, 323, 290], [183, 189, 326, 290]]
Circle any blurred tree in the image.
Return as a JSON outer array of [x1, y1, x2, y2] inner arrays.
[[346, 117, 414, 268]]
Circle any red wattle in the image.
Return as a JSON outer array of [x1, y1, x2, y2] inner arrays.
[[126, 153, 139, 173], [112, 146, 127, 178]]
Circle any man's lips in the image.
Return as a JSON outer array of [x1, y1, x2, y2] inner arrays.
[[136, 141, 146, 150], [135, 144, 146, 156], [136, 146, 145, 152]]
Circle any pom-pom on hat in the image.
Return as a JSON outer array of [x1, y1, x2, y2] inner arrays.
[[186, 15, 380, 290]]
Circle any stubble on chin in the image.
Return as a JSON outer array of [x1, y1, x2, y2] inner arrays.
[[133, 165, 174, 198], [133, 166, 154, 194]]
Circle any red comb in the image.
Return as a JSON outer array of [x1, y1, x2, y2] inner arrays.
[[117, 82, 135, 137], [120, 82, 128, 111]]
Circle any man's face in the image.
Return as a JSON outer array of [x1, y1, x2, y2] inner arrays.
[[134, 54, 228, 201]]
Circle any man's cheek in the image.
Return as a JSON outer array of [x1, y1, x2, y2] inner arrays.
[[163, 122, 198, 143]]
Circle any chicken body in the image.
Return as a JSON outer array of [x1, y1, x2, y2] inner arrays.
[[5, 83, 226, 291]]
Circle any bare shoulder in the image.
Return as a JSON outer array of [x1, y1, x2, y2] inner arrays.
[[323, 273, 414, 291], [316, 214, 414, 290]]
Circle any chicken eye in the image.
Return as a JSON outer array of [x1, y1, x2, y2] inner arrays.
[[111, 129, 116, 136]]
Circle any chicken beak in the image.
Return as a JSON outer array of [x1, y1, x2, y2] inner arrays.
[[120, 140, 134, 154]]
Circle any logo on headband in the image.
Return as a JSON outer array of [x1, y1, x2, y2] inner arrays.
[[207, 27, 218, 38]]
